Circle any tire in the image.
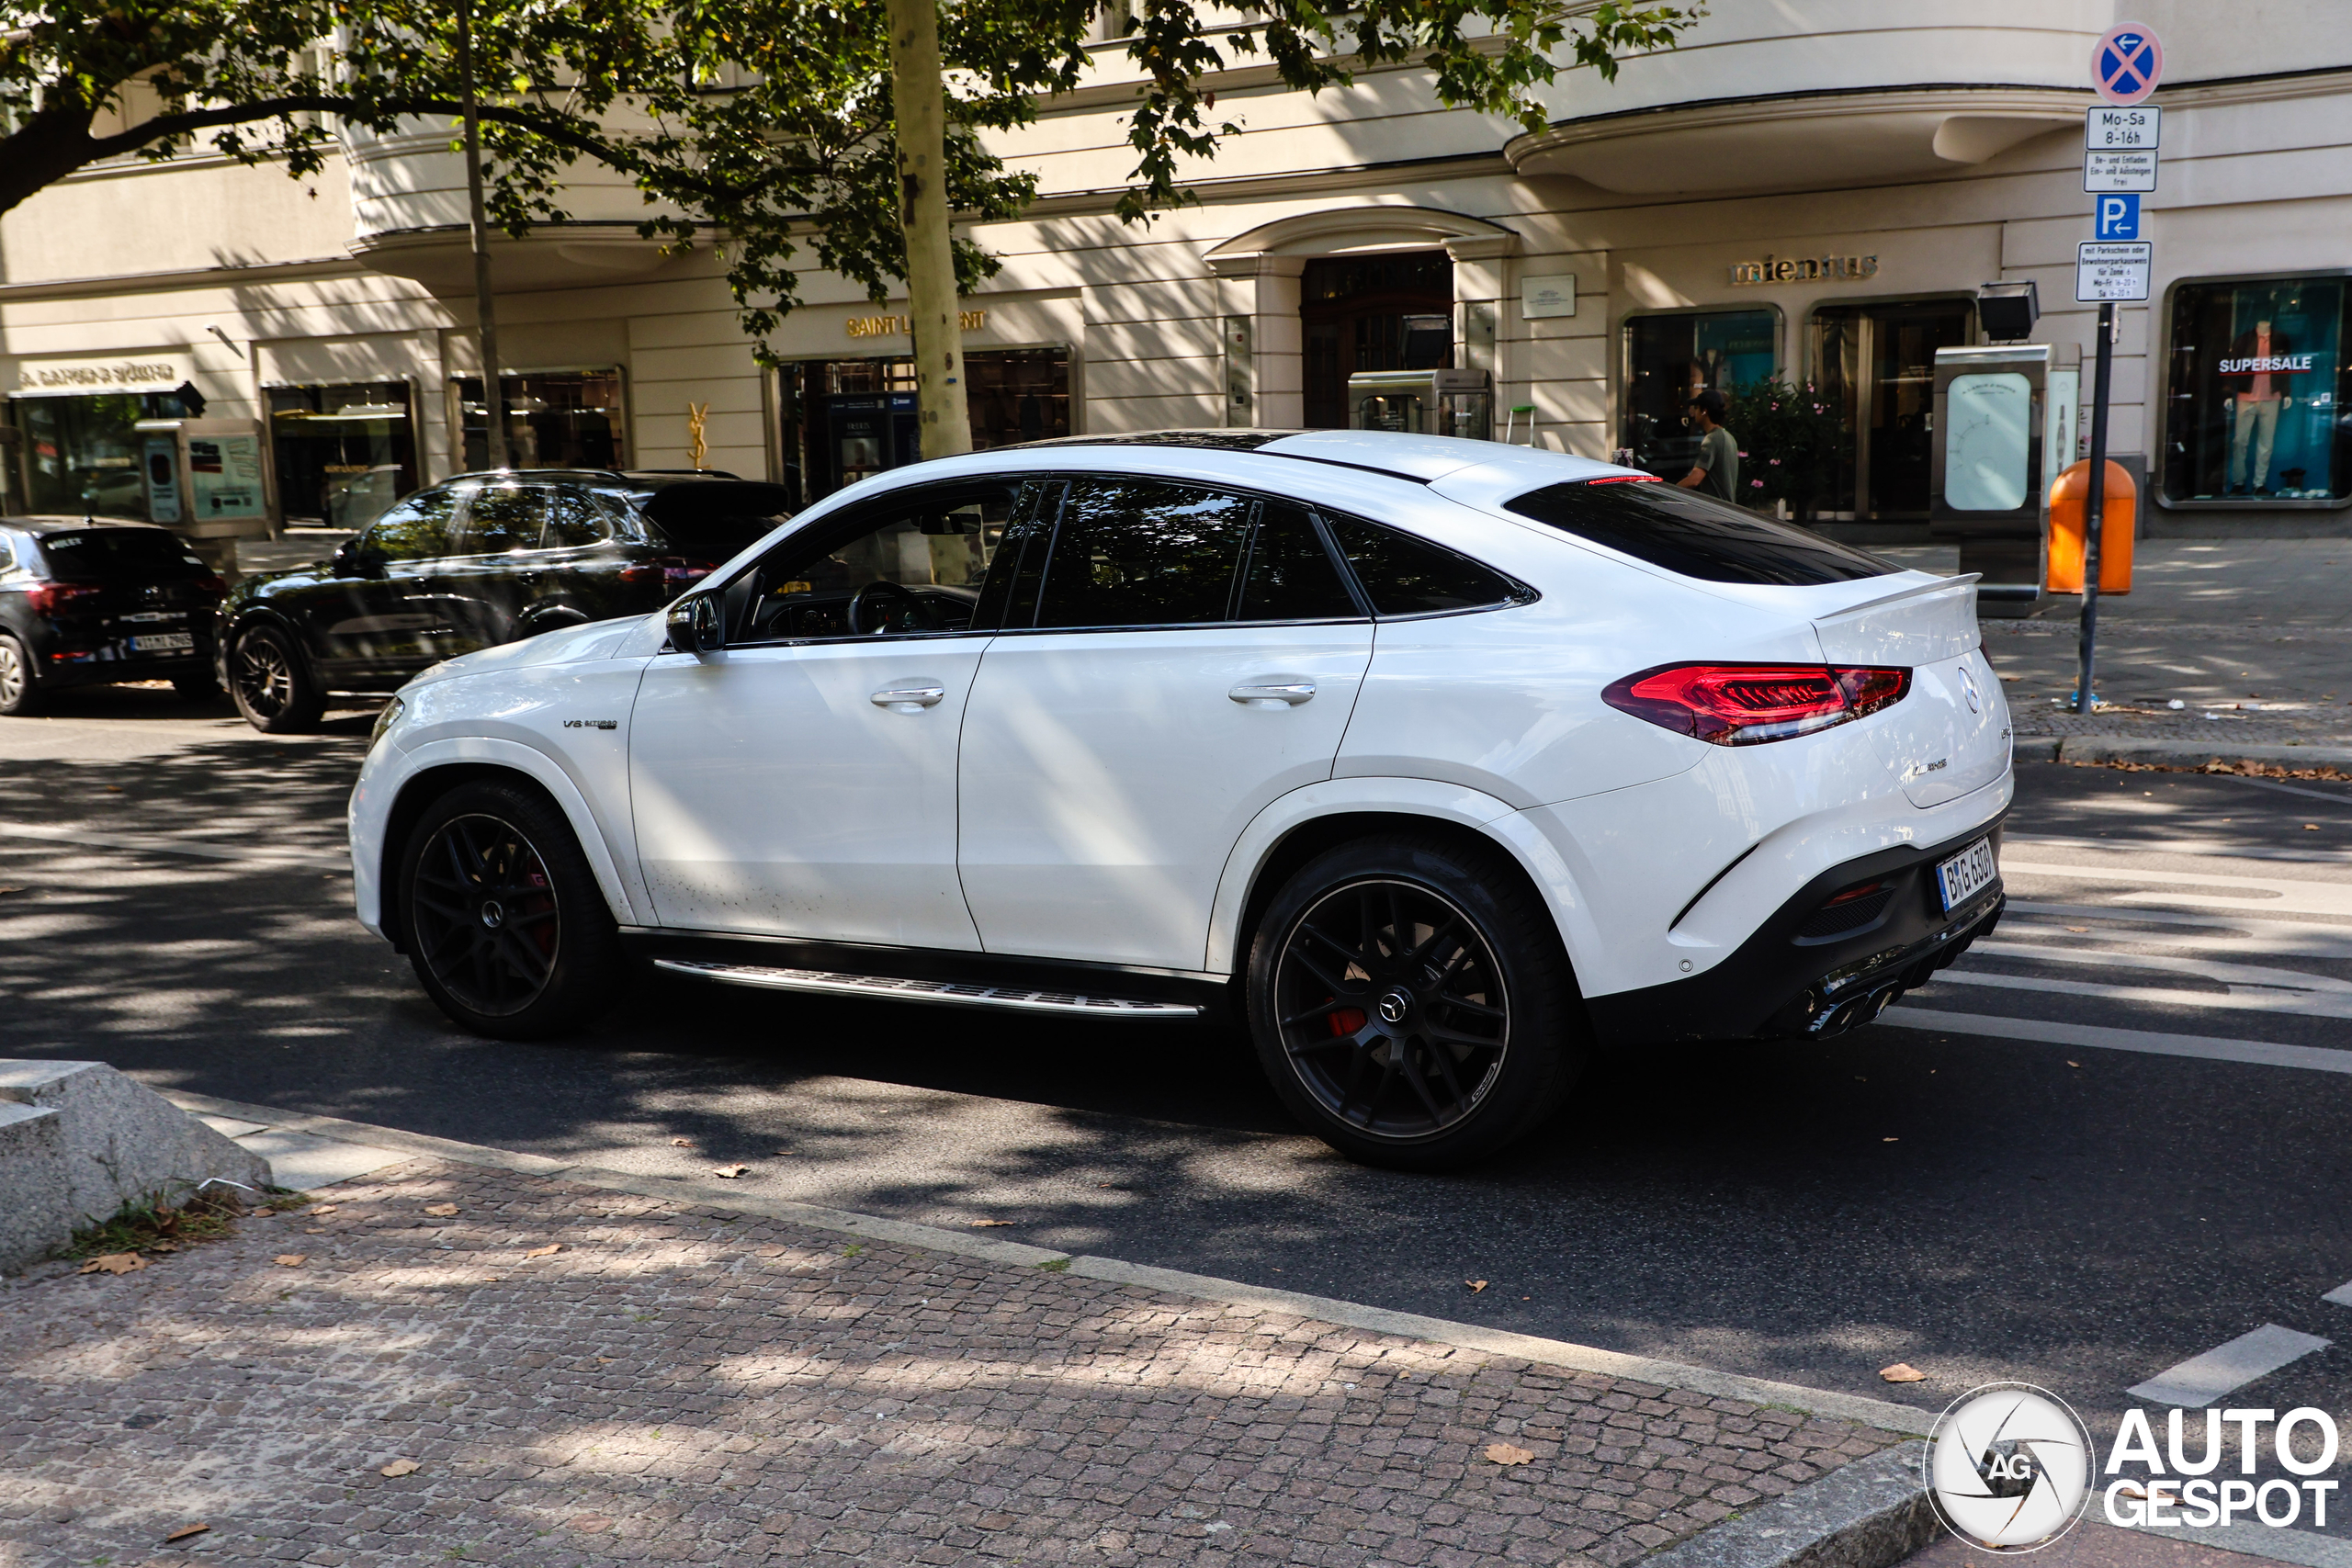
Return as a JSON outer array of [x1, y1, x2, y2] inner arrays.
[[397, 778, 620, 1039], [0, 633, 39, 717], [1245, 833, 1586, 1171], [172, 670, 222, 702], [228, 623, 325, 733]]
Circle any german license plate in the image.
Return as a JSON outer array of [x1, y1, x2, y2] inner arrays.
[[128, 632, 194, 653], [1935, 838, 1997, 912]]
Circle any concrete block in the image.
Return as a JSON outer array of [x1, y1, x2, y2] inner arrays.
[[0, 1060, 275, 1231], [0, 1102, 74, 1274]]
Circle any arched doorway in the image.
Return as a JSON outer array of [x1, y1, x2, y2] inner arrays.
[[1300, 251, 1453, 429]]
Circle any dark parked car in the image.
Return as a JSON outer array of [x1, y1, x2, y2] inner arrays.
[[0, 518, 227, 716], [216, 468, 793, 732]]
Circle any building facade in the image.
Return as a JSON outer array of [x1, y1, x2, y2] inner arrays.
[[5, 0, 2349, 557]]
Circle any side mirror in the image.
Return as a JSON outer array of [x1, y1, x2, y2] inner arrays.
[[332, 538, 359, 570], [666, 594, 723, 656]]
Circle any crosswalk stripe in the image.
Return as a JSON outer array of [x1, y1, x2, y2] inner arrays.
[[1874, 1006, 2352, 1076], [1971, 939, 2352, 998], [2001, 860, 2352, 917], [2126, 1325, 2332, 1406], [1930, 969, 2352, 1022]]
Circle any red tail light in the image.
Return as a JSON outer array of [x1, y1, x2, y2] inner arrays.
[[1602, 662, 1911, 746], [25, 582, 103, 616], [619, 556, 714, 590], [1584, 474, 1664, 485]]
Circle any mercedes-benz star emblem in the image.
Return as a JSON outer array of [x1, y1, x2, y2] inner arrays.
[[1376, 990, 1411, 1024], [1960, 666, 1983, 715]]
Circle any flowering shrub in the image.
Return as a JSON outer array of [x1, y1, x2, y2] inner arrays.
[[1720, 378, 1851, 517]]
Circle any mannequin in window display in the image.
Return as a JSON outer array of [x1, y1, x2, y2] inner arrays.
[[2225, 317, 2293, 495]]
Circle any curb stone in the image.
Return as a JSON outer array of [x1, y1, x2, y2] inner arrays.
[[158, 1086, 1938, 1438], [1645, 1441, 1934, 1568], [2055, 737, 2352, 771]]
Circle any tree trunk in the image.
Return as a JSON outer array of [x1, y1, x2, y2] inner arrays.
[[884, 0, 971, 459], [457, 0, 509, 471]]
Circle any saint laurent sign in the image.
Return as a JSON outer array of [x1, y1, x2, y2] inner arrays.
[[846, 309, 988, 339], [1729, 254, 1880, 286]]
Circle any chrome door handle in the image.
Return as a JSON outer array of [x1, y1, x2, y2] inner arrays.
[[1228, 681, 1316, 706], [871, 682, 945, 711]]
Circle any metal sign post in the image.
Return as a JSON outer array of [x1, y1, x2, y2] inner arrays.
[[2071, 23, 2163, 714]]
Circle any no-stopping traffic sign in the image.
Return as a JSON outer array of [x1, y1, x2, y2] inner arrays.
[[2093, 24, 2163, 106]]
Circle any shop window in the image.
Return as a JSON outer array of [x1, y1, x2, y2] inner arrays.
[[1302, 252, 1453, 430], [2164, 276, 2349, 504], [268, 382, 417, 530], [1622, 310, 1776, 482], [779, 348, 1070, 510], [14, 389, 200, 520], [456, 369, 626, 472]]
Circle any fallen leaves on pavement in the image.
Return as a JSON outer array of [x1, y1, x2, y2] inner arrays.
[[274, 1254, 307, 1268], [311, 1205, 338, 1215], [1465, 1280, 1488, 1292], [670, 1137, 694, 1147], [80, 1253, 147, 1275], [164, 1524, 209, 1542], [1485, 1442, 1533, 1465], [423, 1203, 458, 1217], [968, 1219, 1015, 1227], [1879, 1363, 1928, 1382], [524, 1244, 561, 1258], [712, 1164, 751, 1179], [379, 1459, 420, 1477]]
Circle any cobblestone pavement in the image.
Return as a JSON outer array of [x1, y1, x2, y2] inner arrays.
[[0, 1161, 1903, 1568]]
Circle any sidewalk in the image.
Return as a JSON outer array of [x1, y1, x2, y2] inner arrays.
[[1878, 540, 2352, 761], [0, 1155, 1906, 1568]]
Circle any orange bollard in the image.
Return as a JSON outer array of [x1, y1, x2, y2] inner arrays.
[[2046, 458, 2134, 594]]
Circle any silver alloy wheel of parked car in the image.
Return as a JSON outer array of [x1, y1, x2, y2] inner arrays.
[[0, 634, 31, 716]]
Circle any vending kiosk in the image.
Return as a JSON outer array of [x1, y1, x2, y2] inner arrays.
[[1927, 344, 2079, 617], [132, 416, 276, 576], [1345, 368, 1494, 441]]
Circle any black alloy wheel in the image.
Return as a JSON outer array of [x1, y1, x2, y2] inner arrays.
[[229, 623, 324, 732], [0, 633, 37, 716], [1248, 835, 1584, 1170], [399, 780, 619, 1038]]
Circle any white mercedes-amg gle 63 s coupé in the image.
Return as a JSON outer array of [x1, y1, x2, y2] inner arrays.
[[350, 430, 2010, 1169]]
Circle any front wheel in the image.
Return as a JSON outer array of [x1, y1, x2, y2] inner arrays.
[[1246, 834, 1585, 1171], [229, 623, 324, 732], [398, 779, 619, 1039]]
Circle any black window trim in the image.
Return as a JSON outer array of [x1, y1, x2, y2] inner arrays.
[[704, 472, 1046, 652]]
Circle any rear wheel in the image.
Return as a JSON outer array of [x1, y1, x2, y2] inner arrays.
[[0, 634, 38, 716], [1246, 833, 1585, 1171], [398, 779, 619, 1039], [229, 623, 324, 733]]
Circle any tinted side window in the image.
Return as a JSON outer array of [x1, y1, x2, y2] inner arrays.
[[460, 487, 548, 554], [1238, 503, 1361, 622], [364, 491, 460, 562], [33, 529, 208, 581], [1504, 480, 1896, 586], [1325, 517, 1526, 616], [542, 492, 611, 549], [0, 535, 16, 572], [1034, 479, 1253, 629]]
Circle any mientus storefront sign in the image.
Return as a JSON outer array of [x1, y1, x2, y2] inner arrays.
[[1729, 254, 1880, 286]]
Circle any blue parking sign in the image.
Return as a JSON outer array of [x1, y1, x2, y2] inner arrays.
[[2095, 193, 2141, 240]]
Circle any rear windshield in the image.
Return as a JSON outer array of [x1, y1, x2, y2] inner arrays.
[[34, 529, 209, 581], [1503, 480, 1897, 586], [648, 511, 782, 558]]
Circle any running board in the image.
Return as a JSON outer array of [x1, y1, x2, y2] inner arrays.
[[651, 959, 1204, 1017]]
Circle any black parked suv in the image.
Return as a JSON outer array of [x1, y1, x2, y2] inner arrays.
[[217, 468, 793, 732], [0, 519, 228, 716]]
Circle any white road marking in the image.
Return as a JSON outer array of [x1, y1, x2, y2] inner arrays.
[[2007, 833, 2352, 868], [2004, 908, 2352, 960], [2324, 1281, 2352, 1309], [1973, 939, 2352, 997], [1932, 969, 2352, 1022], [0, 818, 345, 871], [2001, 860, 2352, 917], [1875, 1006, 2352, 1076], [2127, 1325, 2332, 1406]]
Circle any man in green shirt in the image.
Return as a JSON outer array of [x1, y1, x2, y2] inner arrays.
[[1676, 389, 1740, 503]]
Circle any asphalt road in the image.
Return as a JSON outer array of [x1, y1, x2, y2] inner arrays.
[[6, 680, 2352, 1481]]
